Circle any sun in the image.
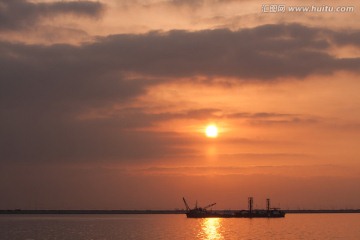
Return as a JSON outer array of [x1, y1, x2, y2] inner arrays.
[[205, 125, 218, 138]]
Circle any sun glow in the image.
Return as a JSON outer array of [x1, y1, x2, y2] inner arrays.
[[205, 125, 218, 138]]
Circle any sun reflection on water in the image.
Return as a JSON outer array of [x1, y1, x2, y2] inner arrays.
[[198, 218, 224, 240]]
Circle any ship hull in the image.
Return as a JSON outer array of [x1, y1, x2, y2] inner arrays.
[[186, 210, 285, 218], [235, 211, 285, 218]]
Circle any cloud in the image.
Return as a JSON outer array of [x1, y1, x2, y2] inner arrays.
[[136, 163, 352, 177], [0, 120, 194, 163], [1, 23, 359, 164], [90, 108, 317, 129], [1, 24, 359, 88], [0, 103, 318, 164], [80, 24, 359, 79], [169, 0, 204, 7], [332, 31, 360, 47], [227, 112, 319, 125], [0, 0, 105, 31]]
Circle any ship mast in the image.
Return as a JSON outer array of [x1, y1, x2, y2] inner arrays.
[[248, 197, 253, 214]]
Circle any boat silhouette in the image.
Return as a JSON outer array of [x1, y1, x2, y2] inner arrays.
[[183, 197, 285, 218]]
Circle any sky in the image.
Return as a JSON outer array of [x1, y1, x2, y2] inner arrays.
[[0, 0, 360, 210]]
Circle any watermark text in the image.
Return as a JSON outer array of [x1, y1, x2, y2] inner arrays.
[[261, 4, 355, 13]]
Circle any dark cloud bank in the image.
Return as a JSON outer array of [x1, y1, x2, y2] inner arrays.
[[0, 0, 104, 30], [1, 23, 360, 163]]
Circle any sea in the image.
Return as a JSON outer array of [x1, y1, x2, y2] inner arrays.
[[0, 214, 359, 240]]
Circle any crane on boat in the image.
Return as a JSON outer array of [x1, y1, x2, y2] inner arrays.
[[183, 197, 216, 212]]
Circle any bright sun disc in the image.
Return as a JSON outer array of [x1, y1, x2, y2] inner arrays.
[[205, 125, 218, 138]]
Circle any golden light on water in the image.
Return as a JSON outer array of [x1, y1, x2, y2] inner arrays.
[[199, 218, 224, 240]]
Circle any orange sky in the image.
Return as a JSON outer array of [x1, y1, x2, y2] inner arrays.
[[0, 0, 359, 210]]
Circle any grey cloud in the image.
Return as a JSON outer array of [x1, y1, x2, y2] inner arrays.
[[80, 108, 316, 133], [107, 108, 221, 129], [118, 109, 318, 127], [169, 0, 204, 7], [0, 41, 147, 111], [0, 0, 104, 30], [332, 31, 360, 47], [90, 24, 359, 79], [0, 119, 193, 163], [0, 23, 359, 164], [227, 112, 319, 125]]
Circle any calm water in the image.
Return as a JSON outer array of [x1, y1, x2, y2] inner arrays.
[[0, 214, 359, 240]]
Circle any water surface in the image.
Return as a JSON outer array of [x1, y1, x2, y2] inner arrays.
[[0, 214, 359, 240]]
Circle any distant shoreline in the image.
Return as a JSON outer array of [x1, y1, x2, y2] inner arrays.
[[1, 209, 360, 214]]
